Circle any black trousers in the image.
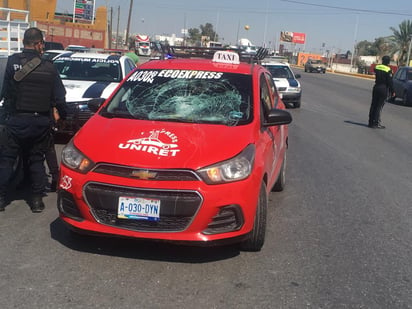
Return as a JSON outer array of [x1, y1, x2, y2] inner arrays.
[[368, 84, 387, 126], [0, 114, 51, 197], [45, 131, 59, 182]]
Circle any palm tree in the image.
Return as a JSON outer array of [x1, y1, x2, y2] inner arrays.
[[373, 37, 394, 58], [390, 20, 412, 65]]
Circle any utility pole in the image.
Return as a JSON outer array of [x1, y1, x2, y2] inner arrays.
[[108, 6, 113, 49], [115, 5, 120, 49], [125, 0, 134, 49]]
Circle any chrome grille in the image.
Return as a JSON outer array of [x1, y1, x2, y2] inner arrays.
[[84, 182, 202, 232], [92, 163, 200, 181]]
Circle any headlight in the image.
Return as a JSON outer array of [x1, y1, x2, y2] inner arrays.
[[288, 87, 301, 92], [61, 140, 95, 173], [197, 144, 255, 184]]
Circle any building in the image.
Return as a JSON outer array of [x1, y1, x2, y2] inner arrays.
[[1, 0, 108, 48]]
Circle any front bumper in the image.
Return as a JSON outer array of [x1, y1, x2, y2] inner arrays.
[[57, 163, 260, 243], [280, 91, 301, 103]]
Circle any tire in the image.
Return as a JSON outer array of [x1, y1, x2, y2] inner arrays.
[[293, 101, 301, 108], [272, 150, 287, 192], [240, 183, 267, 252]]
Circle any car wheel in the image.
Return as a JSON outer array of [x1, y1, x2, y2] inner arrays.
[[272, 151, 287, 192], [293, 101, 301, 108], [240, 183, 267, 252]]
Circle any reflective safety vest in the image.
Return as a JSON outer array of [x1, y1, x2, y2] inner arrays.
[[375, 64, 391, 73]]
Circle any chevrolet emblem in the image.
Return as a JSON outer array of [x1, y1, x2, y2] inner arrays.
[[131, 170, 157, 180]]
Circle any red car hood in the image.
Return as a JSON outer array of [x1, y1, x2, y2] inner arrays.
[[74, 115, 255, 169]]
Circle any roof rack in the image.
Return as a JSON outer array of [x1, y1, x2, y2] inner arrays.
[[152, 43, 269, 64]]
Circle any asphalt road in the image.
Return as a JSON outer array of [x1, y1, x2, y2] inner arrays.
[[1, 68, 412, 309]]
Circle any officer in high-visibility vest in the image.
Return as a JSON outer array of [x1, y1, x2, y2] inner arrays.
[[368, 55, 394, 129]]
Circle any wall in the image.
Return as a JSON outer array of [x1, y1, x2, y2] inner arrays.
[[1, 0, 108, 48]]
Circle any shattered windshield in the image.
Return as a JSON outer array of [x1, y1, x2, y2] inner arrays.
[[103, 69, 253, 126]]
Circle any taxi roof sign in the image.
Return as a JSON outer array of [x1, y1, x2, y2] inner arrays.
[[212, 51, 240, 64]]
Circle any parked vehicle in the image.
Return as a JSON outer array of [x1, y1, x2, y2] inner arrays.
[[304, 59, 327, 73], [263, 61, 302, 108], [53, 52, 137, 135], [42, 50, 73, 61], [135, 34, 151, 56], [44, 41, 64, 51], [392, 66, 412, 105], [57, 49, 292, 251]]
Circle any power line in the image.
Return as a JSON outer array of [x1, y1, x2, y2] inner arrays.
[[280, 0, 412, 17]]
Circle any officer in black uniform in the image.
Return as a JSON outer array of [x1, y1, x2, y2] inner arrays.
[[0, 27, 67, 212], [368, 55, 394, 129]]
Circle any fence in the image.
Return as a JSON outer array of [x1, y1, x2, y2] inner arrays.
[[0, 8, 30, 55]]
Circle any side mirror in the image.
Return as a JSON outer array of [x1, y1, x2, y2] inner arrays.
[[263, 108, 292, 127], [88, 98, 106, 112]]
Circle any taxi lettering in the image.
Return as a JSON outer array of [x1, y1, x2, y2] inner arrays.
[[157, 70, 223, 79], [127, 70, 159, 83], [118, 143, 180, 157]]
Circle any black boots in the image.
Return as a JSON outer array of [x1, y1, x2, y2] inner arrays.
[[0, 195, 45, 213], [30, 196, 45, 213]]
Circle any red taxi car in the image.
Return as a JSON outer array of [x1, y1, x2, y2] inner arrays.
[[57, 49, 292, 251]]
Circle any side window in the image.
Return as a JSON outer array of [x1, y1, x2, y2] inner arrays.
[[399, 69, 406, 80], [260, 74, 272, 120], [265, 72, 276, 96], [394, 68, 404, 80], [264, 72, 283, 108], [124, 59, 135, 76]]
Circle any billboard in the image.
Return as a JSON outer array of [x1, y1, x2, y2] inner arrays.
[[74, 0, 95, 22], [280, 31, 306, 44]]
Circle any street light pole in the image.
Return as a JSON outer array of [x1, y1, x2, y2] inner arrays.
[[125, 0, 134, 48]]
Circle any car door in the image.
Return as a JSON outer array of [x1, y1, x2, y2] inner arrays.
[[260, 72, 280, 186], [393, 67, 406, 96]]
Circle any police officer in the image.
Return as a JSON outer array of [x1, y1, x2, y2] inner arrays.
[[0, 27, 67, 212], [368, 55, 394, 129]]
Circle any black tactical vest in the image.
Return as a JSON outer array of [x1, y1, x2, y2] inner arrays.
[[15, 56, 55, 113]]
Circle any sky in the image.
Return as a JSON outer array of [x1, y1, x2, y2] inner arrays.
[[56, 0, 412, 54]]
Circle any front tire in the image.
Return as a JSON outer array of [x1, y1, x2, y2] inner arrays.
[[272, 151, 287, 192], [240, 183, 267, 252]]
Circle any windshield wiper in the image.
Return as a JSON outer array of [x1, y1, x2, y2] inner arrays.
[[100, 111, 135, 119]]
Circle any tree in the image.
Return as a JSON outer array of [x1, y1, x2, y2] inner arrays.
[[390, 20, 412, 65], [356, 40, 376, 56], [200, 23, 218, 42], [372, 37, 394, 58], [187, 23, 219, 46], [187, 28, 201, 45]]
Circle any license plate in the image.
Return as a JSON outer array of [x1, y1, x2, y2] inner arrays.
[[118, 196, 161, 221]]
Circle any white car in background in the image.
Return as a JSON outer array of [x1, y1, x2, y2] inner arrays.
[[53, 52, 137, 134], [262, 61, 302, 108], [42, 50, 73, 61]]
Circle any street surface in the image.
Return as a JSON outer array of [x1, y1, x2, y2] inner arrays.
[[1, 68, 411, 308]]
